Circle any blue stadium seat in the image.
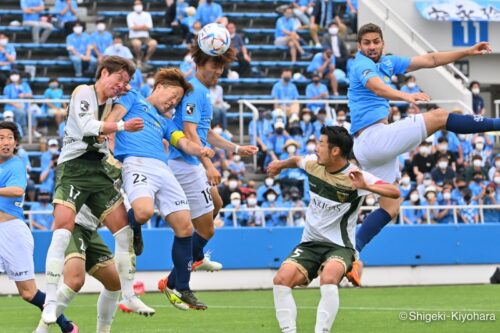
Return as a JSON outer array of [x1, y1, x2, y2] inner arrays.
[[17, 60, 72, 67]]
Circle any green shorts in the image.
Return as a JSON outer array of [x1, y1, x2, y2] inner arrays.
[[53, 158, 123, 221], [65, 224, 114, 275], [283, 241, 355, 285]]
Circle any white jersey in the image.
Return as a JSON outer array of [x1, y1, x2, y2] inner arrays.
[[299, 155, 384, 249], [75, 204, 101, 231], [59, 85, 112, 164]]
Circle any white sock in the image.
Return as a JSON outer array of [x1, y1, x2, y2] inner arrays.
[[45, 229, 72, 303], [113, 226, 136, 299], [315, 284, 339, 333], [55, 284, 77, 317], [97, 288, 120, 333], [273, 285, 297, 333]]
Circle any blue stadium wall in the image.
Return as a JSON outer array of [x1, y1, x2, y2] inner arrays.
[[32, 225, 500, 273]]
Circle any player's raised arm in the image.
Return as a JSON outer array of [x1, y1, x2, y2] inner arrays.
[[349, 169, 400, 199], [207, 128, 258, 156], [267, 156, 302, 177], [175, 135, 215, 158], [365, 76, 430, 104], [407, 42, 492, 72]]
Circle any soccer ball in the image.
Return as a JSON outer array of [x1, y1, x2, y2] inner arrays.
[[197, 23, 231, 56]]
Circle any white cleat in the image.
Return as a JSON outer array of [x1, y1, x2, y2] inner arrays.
[[42, 301, 58, 325], [192, 252, 223, 272], [118, 295, 156, 317], [32, 318, 49, 333]]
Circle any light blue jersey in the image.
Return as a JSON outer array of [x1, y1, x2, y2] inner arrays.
[[114, 90, 185, 165], [169, 77, 211, 165], [348, 52, 410, 135], [0, 156, 27, 220]]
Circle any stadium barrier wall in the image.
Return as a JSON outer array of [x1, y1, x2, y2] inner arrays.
[[32, 224, 500, 273]]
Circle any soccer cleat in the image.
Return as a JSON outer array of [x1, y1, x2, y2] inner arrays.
[[173, 289, 207, 310], [41, 301, 58, 325], [118, 295, 155, 317], [32, 319, 49, 333], [192, 252, 223, 272], [69, 322, 79, 333], [158, 277, 189, 311], [346, 260, 363, 287], [131, 223, 144, 256]]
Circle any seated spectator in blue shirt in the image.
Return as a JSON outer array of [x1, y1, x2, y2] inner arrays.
[[39, 138, 60, 195], [257, 176, 282, 204], [489, 155, 500, 181], [272, 70, 300, 113], [175, 0, 189, 23], [261, 188, 288, 227], [240, 193, 265, 227], [66, 22, 97, 77], [470, 81, 485, 115], [299, 108, 315, 139], [0, 33, 16, 89], [401, 190, 426, 224], [431, 154, 456, 188], [313, 109, 334, 138], [458, 189, 479, 224], [196, 0, 223, 26], [227, 22, 252, 77], [400, 75, 421, 94], [302, 138, 316, 156], [30, 190, 54, 230], [91, 21, 113, 62], [42, 78, 66, 125], [265, 121, 290, 167], [140, 73, 154, 98], [483, 172, 500, 223], [422, 186, 441, 224], [307, 49, 338, 95], [180, 51, 196, 80], [468, 171, 486, 202], [274, 6, 311, 63], [21, 0, 53, 44], [104, 36, 134, 60], [457, 133, 473, 162], [3, 71, 32, 129], [305, 73, 329, 112], [399, 173, 413, 200], [437, 186, 457, 224], [223, 192, 246, 227], [54, 0, 78, 34], [228, 153, 246, 179]]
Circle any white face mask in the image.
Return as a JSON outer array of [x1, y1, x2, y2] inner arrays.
[[495, 161, 500, 169], [426, 192, 436, 200], [267, 194, 276, 202], [472, 87, 480, 95], [146, 78, 155, 86], [302, 114, 311, 122], [114, 43, 123, 49], [438, 161, 448, 169], [247, 197, 257, 206], [286, 145, 297, 154], [392, 115, 401, 121], [443, 192, 451, 200], [328, 27, 339, 35], [475, 143, 484, 151], [337, 116, 346, 122], [494, 177, 500, 185], [184, 55, 193, 63], [401, 177, 410, 185], [134, 4, 143, 13], [231, 199, 241, 207], [420, 146, 430, 155], [410, 193, 419, 202], [73, 26, 83, 34], [49, 147, 59, 154], [407, 82, 416, 89], [265, 178, 274, 187], [228, 180, 238, 190], [213, 127, 223, 135], [458, 134, 467, 140], [423, 179, 432, 187], [9, 74, 19, 83], [473, 160, 482, 168], [0, 38, 7, 46], [96, 23, 106, 32], [233, 154, 241, 162], [365, 197, 375, 206], [306, 143, 316, 153], [438, 144, 448, 152]]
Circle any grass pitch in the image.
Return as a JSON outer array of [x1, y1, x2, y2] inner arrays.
[[0, 285, 499, 333]]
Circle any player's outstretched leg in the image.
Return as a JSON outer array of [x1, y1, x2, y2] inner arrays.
[[25, 288, 76, 333], [158, 275, 189, 311], [128, 209, 144, 256], [97, 289, 121, 332]]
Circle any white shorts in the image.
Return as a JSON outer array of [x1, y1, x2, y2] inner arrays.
[[0, 219, 35, 281], [275, 36, 290, 46], [353, 114, 428, 183], [122, 156, 190, 218], [168, 159, 214, 219]]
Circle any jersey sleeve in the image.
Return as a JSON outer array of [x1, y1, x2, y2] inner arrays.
[[388, 55, 411, 75], [357, 170, 388, 196], [6, 161, 27, 190], [72, 85, 102, 136], [298, 154, 318, 171], [164, 119, 185, 147], [181, 91, 202, 124], [354, 58, 379, 87], [114, 90, 136, 114]]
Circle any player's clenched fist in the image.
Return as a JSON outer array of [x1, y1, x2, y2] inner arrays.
[[200, 147, 215, 159], [124, 118, 144, 131]]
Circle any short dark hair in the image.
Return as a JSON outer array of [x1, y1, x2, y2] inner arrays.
[[357, 23, 383, 43], [48, 77, 59, 84], [320, 126, 353, 158], [96, 56, 135, 80], [0, 121, 20, 154], [437, 136, 448, 143], [469, 80, 480, 89], [190, 42, 236, 68]]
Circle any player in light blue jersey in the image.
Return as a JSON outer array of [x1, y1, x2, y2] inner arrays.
[[160, 42, 258, 293], [0, 121, 77, 333], [347, 23, 499, 286], [110, 68, 215, 310]]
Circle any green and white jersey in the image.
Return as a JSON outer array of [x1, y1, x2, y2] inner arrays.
[[59, 84, 112, 164], [299, 155, 384, 249], [75, 204, 101, 231]]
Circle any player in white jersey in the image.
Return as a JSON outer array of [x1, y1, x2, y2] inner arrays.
[[42, 56, 155, 325], [267, 126, 400, 333]]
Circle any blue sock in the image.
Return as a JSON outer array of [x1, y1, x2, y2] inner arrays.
[[30, 290, 74, 332], [445, 113, 500, 134], [192, 232, 208, 262], [127, 209, 139, 229], [172, 236, 193, 291], [356, 208, 392, 253]]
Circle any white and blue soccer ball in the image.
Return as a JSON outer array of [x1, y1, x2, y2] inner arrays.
[[197, 23, 231, 56]]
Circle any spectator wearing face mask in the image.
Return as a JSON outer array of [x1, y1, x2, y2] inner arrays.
[[66, 21, 97, 77], [458, 188, 479, 224], [464, 155, 489, 182], [91, 21, 113, 63], [422, 186, 441, 224], [127, 0, 157, 68], [272, 70, 300, 115], [261, 188, 288, 226], [223, 192, 247, 227], [227, 22, 252, 77], [228, 153, 246, 179], [275, 7, 312, 63], [433, 129, 462, 160], [240, 192, 265, 227], [400, 75, 421, 94], [416, 173, 434, 199], [467, 136, 490, 166], [54, 0, 78, 35], [302, 138, 316, 156], [436, 184, 457, 224], [299, 108, 314, 139], [266, 121, 291, 165], [21, 0, 53, 44], [313, 109, 334, 138], [321, 21, 349, 71], [39, 138, 60, 195], [305, 73, 329, 112], [30, 189, 54, 230], [104, 36, 134, 59], [468, 171, 487, 203], [287, 114, 305, 146], [333, 109, 350, 132], [399, 173, 413, 199], [0, 33, 16, 90], [219, 174, 242, 207], [42, 78, 66, 125], [401, 190, 425, 224], [483, 170, 500, 223], [470, 81, 485, 116], [3, 71, 32, 130], [488, 155, 500, 182], [306, 49, 338, 96], [410, 142, 434, 184], [431, 154, 456, 188], [433, 137, 457, 170], [257, 176, 282, 204]]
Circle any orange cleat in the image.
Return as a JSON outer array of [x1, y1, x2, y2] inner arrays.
[[346, 260, 363, 287]]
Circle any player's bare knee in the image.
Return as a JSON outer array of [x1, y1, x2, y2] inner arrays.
[[174, 220, 193, 237], [134, 207, 154, 224], [66, 276, 84, 293], [102, 276, 121, 292], [19, 289, 35, 302]]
